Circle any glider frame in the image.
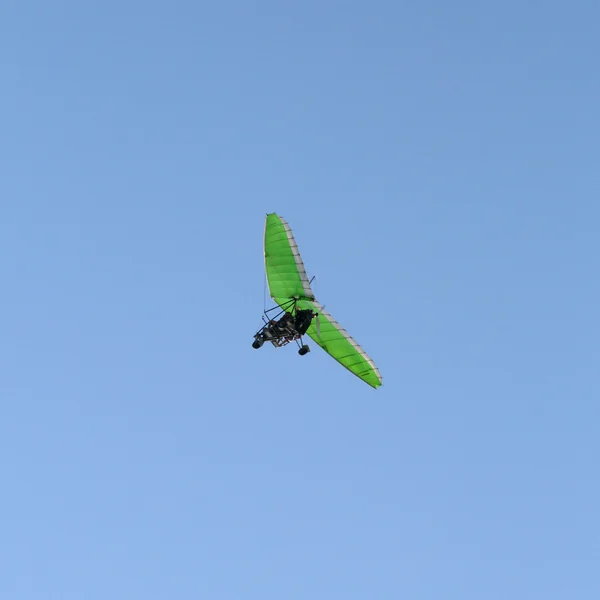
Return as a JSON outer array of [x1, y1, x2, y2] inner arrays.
[[253, 298, 310, 352]]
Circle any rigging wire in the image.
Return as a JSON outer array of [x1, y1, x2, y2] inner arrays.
[[263, 272, 267, 313]]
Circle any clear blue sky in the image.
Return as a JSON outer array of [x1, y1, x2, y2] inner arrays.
[[2, 1, 599, 598]]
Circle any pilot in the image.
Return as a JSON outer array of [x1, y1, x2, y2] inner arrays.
[[294, 309, 314, 335], [277, 312, 294, 331]]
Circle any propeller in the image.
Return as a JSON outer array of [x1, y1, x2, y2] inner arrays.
[[314, 305, 325, 339]]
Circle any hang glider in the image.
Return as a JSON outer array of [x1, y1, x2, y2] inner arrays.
[[251, 213, 382, 389]]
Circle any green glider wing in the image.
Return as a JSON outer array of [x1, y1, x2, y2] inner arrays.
[[263, 213, 382, 389]]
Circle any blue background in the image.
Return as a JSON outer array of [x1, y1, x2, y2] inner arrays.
[[2, 1, 599, 598]]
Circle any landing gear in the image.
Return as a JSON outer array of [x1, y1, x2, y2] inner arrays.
[[298, 345, 310, 356]]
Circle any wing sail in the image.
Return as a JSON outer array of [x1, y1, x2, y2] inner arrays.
[[304, 300, 382, 388], [264, 213, 315, 303]]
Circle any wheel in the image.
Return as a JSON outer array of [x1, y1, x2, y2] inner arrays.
[[298, 345, 310, 356], [252, 338, 263, 349]]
